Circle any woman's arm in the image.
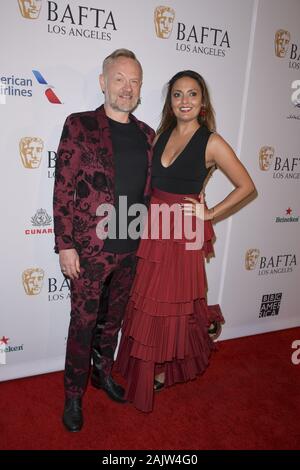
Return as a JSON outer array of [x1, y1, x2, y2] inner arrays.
[[183, 133, 256, 220], [204, 133, 256, 220]]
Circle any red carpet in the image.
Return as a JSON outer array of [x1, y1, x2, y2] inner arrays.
[[1, 327, 299, 450]]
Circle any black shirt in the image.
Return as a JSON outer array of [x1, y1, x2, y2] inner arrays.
[[152, 126, 212, 194], [103, 117, 148, 253]]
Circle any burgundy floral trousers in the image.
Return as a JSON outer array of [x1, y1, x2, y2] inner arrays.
[[64, 251, 136, 398]]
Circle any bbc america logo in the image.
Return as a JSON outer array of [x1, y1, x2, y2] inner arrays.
[[259, 293, 282, 318]]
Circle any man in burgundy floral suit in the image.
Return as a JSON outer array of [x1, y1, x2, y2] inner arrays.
[[53, 49, 155, 431]]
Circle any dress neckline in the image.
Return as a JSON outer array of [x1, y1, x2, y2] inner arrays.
[[160, 126, 202, 169]]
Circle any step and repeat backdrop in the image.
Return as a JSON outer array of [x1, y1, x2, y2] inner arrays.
[[0, 0, 299, 380]]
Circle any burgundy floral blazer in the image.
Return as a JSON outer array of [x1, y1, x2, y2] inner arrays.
[[53, 105, 155, 257]]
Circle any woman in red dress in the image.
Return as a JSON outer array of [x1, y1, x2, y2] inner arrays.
[[116, 70, 256, 412]]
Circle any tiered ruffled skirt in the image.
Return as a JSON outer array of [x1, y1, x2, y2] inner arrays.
[[115, 188, 224, 412]]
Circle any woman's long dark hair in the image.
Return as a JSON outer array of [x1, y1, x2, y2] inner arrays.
[[157, 70, 216, 135]]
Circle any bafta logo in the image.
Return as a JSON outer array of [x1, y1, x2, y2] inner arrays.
[[245, 249, 260, 271], [154, 6, 175, 39], [259, 146, 274, 171], [22, 268, 44, 295], [275, 29, 291, 58], [19, 137, 43, 169], [18, 0, 42, 20]]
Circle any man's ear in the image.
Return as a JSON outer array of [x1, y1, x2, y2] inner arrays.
[[99, 74, 105, 93]]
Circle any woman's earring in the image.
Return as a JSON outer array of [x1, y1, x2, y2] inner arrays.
[[200, 106, 206, 117]]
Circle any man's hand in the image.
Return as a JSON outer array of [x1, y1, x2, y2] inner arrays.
[[59, 249, 80, 280]]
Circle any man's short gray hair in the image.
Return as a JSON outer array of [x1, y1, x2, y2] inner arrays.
[[102, 48, 143, 77]]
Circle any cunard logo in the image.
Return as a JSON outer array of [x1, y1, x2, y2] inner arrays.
[[25, 209, 53, 235], [31, 208, 52, 226]]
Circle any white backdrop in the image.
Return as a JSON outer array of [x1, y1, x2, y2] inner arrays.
[[1, 0, 299, 381]]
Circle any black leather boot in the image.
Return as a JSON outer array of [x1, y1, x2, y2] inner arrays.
[[91, 372, 126, 403], [91, 333, 126, 403], [91, 281, 126, 403], [62, 397, 83, 432]]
